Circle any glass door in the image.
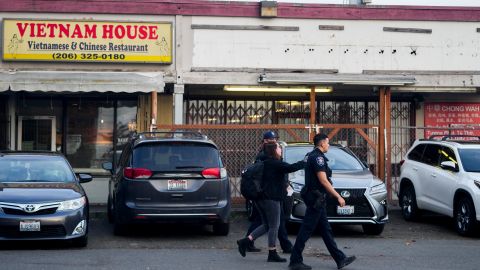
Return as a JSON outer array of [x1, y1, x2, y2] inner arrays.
[[17, 116, 56, 151]]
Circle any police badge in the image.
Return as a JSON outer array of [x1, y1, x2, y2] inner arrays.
[[316, 156, 324, 166]]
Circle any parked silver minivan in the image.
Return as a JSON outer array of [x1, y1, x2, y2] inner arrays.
[[102, 132, 231, 236]]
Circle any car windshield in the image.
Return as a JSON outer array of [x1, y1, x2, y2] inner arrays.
[[458, 148, 480, 172], [284, 146, 365, 170], [133, 142, 221, 171], [0, 155, 76, 182]]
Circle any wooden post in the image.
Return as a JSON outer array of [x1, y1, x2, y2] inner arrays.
[[310, 86, 316, 141], [378, 87, 386, 181], [150, 90, 157, 131], [385, 87, 392, 201]]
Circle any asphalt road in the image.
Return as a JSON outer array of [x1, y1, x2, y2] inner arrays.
[[0, 210, 479, 270]]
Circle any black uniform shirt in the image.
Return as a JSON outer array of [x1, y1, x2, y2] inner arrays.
[[304, 148, 332, 194]]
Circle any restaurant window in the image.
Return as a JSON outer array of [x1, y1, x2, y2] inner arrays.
[[66, 99, 114, 169], [115, 100, 137, 165], [16, 97, 63, 151]]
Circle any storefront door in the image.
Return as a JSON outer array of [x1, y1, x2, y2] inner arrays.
[[17, 116, 56, 151]]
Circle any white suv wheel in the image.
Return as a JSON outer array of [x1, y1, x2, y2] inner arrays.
[[400, 186, 419, 221], [455, 197, 476, 236]]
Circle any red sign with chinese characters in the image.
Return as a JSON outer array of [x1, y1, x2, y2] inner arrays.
[[424, 102, 480, 139]]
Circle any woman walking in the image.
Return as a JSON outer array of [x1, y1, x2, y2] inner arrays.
[[237, 142, 305, 262]]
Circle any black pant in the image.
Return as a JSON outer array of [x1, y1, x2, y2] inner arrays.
[[290, 204, 346, 265], [247, 199, 292, 251]]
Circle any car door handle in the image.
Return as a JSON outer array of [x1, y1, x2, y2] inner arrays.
[[413, 167, 418, 171], [431, 173, 437, 177]]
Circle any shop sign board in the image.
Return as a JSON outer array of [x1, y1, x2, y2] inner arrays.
[[424, 102, 480, 139], [2, 19, 172, 63]]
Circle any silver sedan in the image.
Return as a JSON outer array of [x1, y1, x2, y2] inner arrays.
[[283, 142, 388, 235]]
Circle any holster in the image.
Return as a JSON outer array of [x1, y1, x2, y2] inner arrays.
[[300, 188, 326, 210], [311, 190, 326, 210]]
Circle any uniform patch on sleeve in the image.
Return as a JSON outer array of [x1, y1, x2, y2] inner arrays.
[[316, 156, 324, 166]]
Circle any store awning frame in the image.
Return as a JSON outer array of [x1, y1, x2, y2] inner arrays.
[[0, 71, 165, 93], [258, 73, 416, 86]]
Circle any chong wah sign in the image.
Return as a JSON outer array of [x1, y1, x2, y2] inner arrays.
[[2, 19, 172, 63], [425, 102, 480, 138]]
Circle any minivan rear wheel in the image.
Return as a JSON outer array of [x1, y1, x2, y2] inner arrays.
[[455, 197, 477, 236], [213, 221, 230, 236], [400, 185, 420, 221], [113, 221, 128, 236], [113, 204, 128, 236]]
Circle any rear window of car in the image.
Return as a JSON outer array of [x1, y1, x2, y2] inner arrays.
[[422, 144, 441, 166], [0, 155, 76, 182], [132, 142, 221, 171], [407, 144, 426, 162]]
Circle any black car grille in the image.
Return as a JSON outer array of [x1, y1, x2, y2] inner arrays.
[[0, 225, 67, 239], [2, 207, 57, 216], [326, 188, 373, 218]]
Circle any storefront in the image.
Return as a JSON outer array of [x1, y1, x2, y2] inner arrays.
[[0, 17, 172, 175], [2, 1, 480, 202], [0, 71, 164, 171]]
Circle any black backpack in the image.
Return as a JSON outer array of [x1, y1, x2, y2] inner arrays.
[[240, 161, 264, 200]]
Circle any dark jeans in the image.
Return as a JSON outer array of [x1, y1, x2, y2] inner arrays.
[[247, 199, 293, 251], [290, 204, 346, 265], [250, 200, 281, 248]]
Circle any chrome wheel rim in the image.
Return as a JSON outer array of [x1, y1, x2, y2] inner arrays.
[[402, 193, 412, 217], [456, 202, 470, 233]]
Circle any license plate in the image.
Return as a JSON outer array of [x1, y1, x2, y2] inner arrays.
[[337, 205, 354, 215], [19, 221, 41, 232], [167, 180, 187, 191]]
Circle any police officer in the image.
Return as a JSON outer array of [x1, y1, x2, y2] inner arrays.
[[289, 133, 356, 270], [245, 130, 293, 253]]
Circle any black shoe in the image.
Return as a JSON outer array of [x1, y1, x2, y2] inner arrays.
[[236, 238, 251, 257], [246, 243, 261, 252], [288, 262, 312, 270], [267, 250, 287, 262], [337, 256, 356, 269]]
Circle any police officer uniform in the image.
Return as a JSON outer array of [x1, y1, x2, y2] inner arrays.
[[289, 147, 347, 270]]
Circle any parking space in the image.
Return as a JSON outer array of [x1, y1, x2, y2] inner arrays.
[[84, 209, 478, 250]]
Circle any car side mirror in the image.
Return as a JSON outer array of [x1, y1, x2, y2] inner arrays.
[[102, 162, 113, 174], [78, 173, 93, 183], [440, 161, 458, 172]]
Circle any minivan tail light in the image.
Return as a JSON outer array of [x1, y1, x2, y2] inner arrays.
[[202, 168, 221, 179], [124, 167, 152, 179], [399, 160, 405, 166]]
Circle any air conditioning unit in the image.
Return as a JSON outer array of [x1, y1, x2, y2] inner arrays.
[[362, 0, 372, 4]]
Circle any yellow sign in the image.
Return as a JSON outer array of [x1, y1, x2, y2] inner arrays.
[[3, 19, 172, 63]]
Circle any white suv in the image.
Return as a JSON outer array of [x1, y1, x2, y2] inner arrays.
[[399, 138, 480, 236]]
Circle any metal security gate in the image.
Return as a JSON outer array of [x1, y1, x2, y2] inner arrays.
[[183, 97, 414, 203]]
